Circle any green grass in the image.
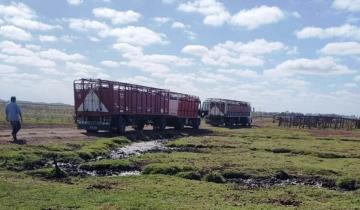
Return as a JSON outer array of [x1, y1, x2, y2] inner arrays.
[[0, 121, 360, 209], [0, 137, 130, 171], [0, 171, 359, 210]]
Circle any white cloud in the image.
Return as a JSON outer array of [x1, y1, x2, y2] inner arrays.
[[68, 18, 109, 31], [61, 35, 76, 43], [0, 41, 34, 56], [0, 64, 17, 74], [1, 54, 55, 68], [218, 69, 260, 78], [113, 42, 192, 74], [344, 82, 358, 88], [178, 0, 230, 26], [296, 24, 360, 40], [6, 17, 57, 31], [113, 43, 143, 57], [182, 39, 286, 67], [0, 2, 57, 31], [93, 8, 141, 25], [0, 25, 31, 41], [38, 49, 85, 61], [0, 40, 84, 68], [153, 17, 171, 24], [320, 42, 360, 56], [0, 2, 34, 19], [65, 62, 107, 78], [67, 0, 83, 6], [123, 76, 159, 87], [264, 57, 355, 77], [178, 0, 285, 29], [292, 11, 301, 18], [171, 21, 187, 29], [101, 26, 167, 46], [88, 36, 100, 42], [101, 60, 119, 68], [38, 35, 58, 42], [68, 19, 166, 46], [182, 45, 208, 56], [230, 6, 285, 30], [25, 44, 41, 51], [355, 75, 360, 82], [333, 0, 360, 12]]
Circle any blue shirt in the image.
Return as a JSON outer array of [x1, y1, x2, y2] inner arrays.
[[5, 102, 22, 122]]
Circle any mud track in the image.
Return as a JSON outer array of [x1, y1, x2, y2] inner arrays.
[[0, 127, 98, 145]]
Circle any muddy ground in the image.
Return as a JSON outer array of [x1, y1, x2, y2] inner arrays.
[[0, 127, 98, 145]]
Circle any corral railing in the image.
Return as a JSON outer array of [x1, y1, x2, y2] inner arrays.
[[274, 114, 360, 130]]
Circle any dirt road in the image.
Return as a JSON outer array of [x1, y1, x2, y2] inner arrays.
[[0, 127, 99, 145]]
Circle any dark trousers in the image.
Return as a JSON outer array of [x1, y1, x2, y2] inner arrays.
[[10, 121, 21, 139]]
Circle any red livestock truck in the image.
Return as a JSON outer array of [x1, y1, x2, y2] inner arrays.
[[74, 79, 201, 133], [201, 98, 252, 127]]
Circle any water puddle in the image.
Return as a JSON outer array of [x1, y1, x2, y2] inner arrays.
[[109, 140, 168, 159], [58, 139, 170, 177], [229, 176, 335, 189]]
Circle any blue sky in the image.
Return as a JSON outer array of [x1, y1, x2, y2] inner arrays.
[[0, 0, 360, 115]]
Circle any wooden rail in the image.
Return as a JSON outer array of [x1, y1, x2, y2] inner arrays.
[[274, 115, 360, 130]]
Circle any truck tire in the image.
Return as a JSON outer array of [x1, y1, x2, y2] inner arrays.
[[192, 118, 200, 129], [117, 116, 126, 135], [175, 119, 184, 130], [154, 118, 166, 131], [135, 122, 145, 131]]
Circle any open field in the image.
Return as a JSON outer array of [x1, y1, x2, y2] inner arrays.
[[0, 119, 359, 209], [0, 102, 74, 129]]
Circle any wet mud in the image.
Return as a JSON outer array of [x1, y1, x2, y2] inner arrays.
[[229, 174, 336, 190]]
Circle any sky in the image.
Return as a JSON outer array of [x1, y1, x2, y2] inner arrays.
[[0, 0, 359, 115]]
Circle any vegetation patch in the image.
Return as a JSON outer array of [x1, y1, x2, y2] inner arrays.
[[337, 178, 359, 191], [0, 137, 131, 171], [79, 159, 137, 171], [176, 171, 202, 180], [221, 169, 251, 179], [77, 138, 130, 160], [142, 163, 197, 176], [267, 148, 292, 153], [266, 192, 302, 207], [26, 166, 68, 179], [203, 172, 226, 183]]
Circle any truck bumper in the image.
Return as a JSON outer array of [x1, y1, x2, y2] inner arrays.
[[76, 121, 111, 131]]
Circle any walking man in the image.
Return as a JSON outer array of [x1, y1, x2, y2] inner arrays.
[[5, 96, 22, 142]]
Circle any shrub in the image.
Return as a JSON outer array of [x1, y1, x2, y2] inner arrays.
[[337, 178, 359, 191], [271, 148, 291, 153], [177, 171, 202, 180], [142, 164, 181, 175], [79, 160, 136, 171], [222, 170, 250, 179], [204, 172, 226, 183]]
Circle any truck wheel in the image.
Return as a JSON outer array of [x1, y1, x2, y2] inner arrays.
[[154, 118, 166, 131], [192, 119, 200, 129], [117, 117, 126, 135], [175, 119, 184, 130], [135, 122, 145, 131]]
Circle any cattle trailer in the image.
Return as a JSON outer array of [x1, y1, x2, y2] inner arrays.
[[201, 98, 252, 127], [74, 79, 201, 133]]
